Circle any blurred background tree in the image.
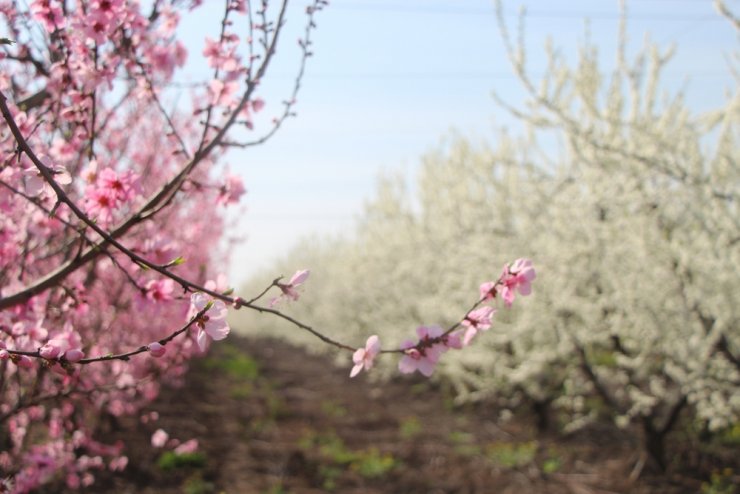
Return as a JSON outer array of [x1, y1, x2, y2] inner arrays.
[[234, 2, 739, 470]]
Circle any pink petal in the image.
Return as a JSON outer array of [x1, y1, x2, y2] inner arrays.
[[64, 349, 85, 362], [365, 335, 380, 356], [205, 320, 230, 341], [349, 363, 363, 378], [191, 292, 209, 311], [417, 359, 437, 377], [210, 300, 228, 319], [288, 269, 310, 286], [196, 328, 208, 351], [463, 327, 478, 346], [398, 355, 418, 374], [352, 348, 366, 365]]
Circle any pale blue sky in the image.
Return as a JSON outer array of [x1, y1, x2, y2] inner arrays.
[[178, 0, 738, 284]]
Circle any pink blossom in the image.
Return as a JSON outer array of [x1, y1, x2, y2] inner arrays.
[[82, 11, 113, 44], [84, 188, 116, 225], [156, 6, 180, 37], [499, 258, 536, 307], [97, 168, 141, 204], [81, 160, 98, 183], [23, 164, 71, 196], [208, 79, 239, 108], [479, 281, 497, 302], [144, 279, 175, 303], [479, 258, 536, 306], [397, 326, 447, 377], [350, 335, 380, 377], [203, 37, 222, 65], [270, 269, 310, 307], [443, 331, 464, 350], [398, 345, 437, 377], [460, 306, 496, 346], [91, 0, 124, 17], [31, 0, 66, 32], [17, 355, 35, 369], [148, 342, 166, 358], [216, 174, 246, 206], [151, 429, 168, 448], [109, 456, 128, 472], [230, 0, 247, 13], [174, 439, 198, 454], [204, 273, 229, 293], [190, 293, 230, 351], [39, 338, 70, 359]]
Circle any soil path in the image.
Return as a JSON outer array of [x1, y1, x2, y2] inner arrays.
[[89, 336, 709, 494]]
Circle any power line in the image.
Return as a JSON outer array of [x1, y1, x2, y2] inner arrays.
[[331, 4, 723, 21], [292, 70, 729, 80]]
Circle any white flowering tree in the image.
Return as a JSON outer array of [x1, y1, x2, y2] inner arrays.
[[236, 2, 739, 470]]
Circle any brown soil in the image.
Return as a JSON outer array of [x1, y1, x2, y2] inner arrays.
[[81, 336, 735, 494]]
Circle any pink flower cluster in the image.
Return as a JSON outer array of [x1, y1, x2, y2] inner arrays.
[[83, 165, 142, 226], [349, 259, 535, 378], [150, 428, 199, 454], [480, 258, 536, 307]]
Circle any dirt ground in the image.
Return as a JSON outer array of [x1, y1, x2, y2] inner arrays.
[[78, 336, 736, 494]]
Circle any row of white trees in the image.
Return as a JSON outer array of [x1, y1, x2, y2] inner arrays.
[[235, 5, 739, 469]]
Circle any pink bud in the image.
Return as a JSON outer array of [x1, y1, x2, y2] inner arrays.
[[17, 356, 35, 369], [0, 349, 10, 360], [151, 429, 168, 448], [39, 344, 62, 360], [148, 342, 166, 358], [64, 349, 85, 363], [174, 439, 198, 454]]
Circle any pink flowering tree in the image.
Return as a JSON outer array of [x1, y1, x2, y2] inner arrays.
[[0, 1, 535, 491], [0, 0, 333, 490]]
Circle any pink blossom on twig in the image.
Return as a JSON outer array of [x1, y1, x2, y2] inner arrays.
[[270, 269, 310, 307], [190, 293, 230, 351], [350, 335, 380, 378]]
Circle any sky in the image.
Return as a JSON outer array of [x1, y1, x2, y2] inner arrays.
[[179, 0, 738, 285]]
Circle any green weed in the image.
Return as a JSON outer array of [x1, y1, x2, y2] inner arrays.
[[486, 441, 538, 469], [320, 400, 348, 419], [204, 346, 260, 380], [701, 468, 736, 494], [263, 483, 289, 494], [299, 431, 399, 487], [157, 451, 207, 471], [399, 416, 422, 439], [183, 476, 216, 494], [448, 431, 481, 456]]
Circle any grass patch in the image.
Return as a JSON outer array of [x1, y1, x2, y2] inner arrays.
[[202, 345, 260, 380], [299, 431, 400, 489], [399, 416, 422, 439], [320, 400, 348, 419], [701, 468, 736, 494], [486, 441, 538, 469], [157, 451, 207, 471], [183, 476, 216, 494], [448, 431, 481, 456]]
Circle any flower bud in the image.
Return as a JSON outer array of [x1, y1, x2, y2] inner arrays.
[[64, 349, 85, 363], [148, 342, 166, 358]]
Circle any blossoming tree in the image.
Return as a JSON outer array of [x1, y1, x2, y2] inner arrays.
[[0, 0, 321, 490], [0, 1, 536, 491], [235, 1, 739, 471]]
